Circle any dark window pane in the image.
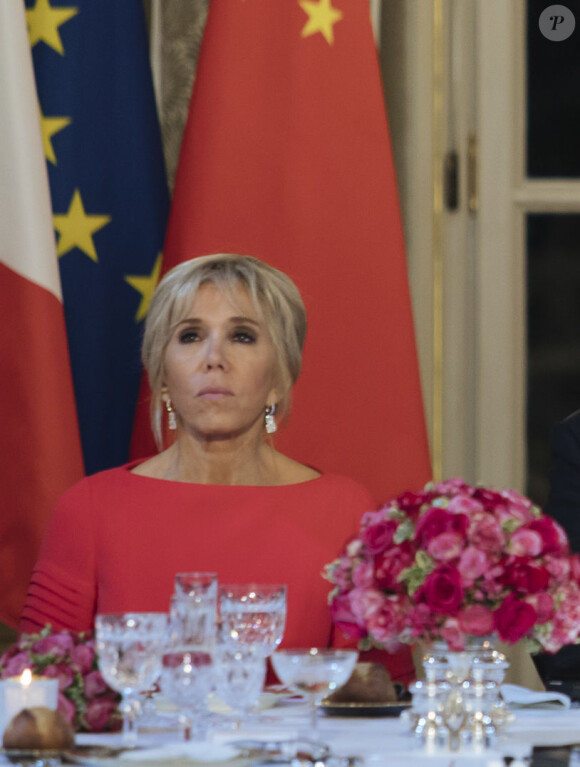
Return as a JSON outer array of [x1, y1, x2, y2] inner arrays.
[[527, 0, 580, 177], [527, 214, 580, 506]]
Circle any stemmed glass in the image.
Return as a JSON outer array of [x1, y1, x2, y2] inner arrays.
[[95, 612, 167, 747], [213, 645, 267, 729], [271, 648, 357, 739], [159, 578, 218, 741], [219, 583, 286, 657]]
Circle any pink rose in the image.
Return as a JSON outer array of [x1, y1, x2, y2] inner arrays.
[[84, 669, 108, 698], [366, 599, 407, 648], [502, 558, 550, 594], [525, 592, 554, 624], [58, 691, 77, 725], [329, 593, 367, 640], [360, 519, 397, 555], [1, 651, 31, 678], [446, 495, 484, 515], [493, 594, 537, 643], [352, 560, 375, 589], [458, 604, 494, 636], [32, 633, 74, 657], [468, 512, 505, 553], [85, 697, 118, 732], [43, 663, 75, 691], [432, 478, 471, 495], [416, 565, 464, 615], [427, 531, 463, 562], [349, 587, 384, 623], [509, 528, 543, 557], [70, 644, 95, 674], [458, 546, 488, 583], [374, 541, 414, 592], [544, 554, 571, 581], [415, 508, 469, 549]]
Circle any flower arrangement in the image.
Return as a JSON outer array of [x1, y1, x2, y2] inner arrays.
[[0, 626, 121, 732], [325, 478, 580, 653]]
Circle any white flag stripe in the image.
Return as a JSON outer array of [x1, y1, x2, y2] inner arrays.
[[0, 0, 62, 300]]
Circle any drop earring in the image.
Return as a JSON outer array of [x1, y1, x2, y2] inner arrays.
[[265, 404, 277, 434], [165, 398, 177, 430]]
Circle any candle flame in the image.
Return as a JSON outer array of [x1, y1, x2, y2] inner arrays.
[[20, 668, 32, 687]]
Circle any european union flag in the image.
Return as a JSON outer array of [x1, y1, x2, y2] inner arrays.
[[26, 0, 169, 474]]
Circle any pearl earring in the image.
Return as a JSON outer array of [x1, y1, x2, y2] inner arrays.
[[165, 398, 177, 430], [265, 404, 277, 434]]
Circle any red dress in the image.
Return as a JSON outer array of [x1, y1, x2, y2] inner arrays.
[[20, 461, 415, 682]]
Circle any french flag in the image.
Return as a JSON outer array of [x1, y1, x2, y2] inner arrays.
[[0, 1, 84, 629]]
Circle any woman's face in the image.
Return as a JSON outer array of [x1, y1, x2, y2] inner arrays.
[[163, 282, 279, 441]]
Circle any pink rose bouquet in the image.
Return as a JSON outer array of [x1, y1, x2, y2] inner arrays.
[[0, 626, 121, 732], [324, 478, 580, 653]]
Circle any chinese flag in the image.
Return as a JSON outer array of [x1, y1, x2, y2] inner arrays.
[[0, 1, 84, 628], [137, 0, 431, 503]]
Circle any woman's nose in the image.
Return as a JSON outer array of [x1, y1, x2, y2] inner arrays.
[[203, 337, 227, 369]]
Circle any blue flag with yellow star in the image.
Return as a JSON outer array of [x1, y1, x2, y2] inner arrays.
[[26, 0, 169, 474]]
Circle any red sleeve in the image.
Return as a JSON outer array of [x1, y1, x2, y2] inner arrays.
[[328, 480, 416, 686], [20, 479, 97, 634]]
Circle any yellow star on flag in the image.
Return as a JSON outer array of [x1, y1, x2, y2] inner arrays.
[[53, 189, 111, 262], [125, 253, 163, 322], [39, 107, 71, 165], [26, 0, 78, 55], [299, 0, 343, 45]]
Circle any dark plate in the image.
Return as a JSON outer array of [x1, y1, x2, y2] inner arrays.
[[319, 700, 412, 717], [2, 744, 133, 764]]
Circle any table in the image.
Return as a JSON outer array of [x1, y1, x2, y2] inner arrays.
[[4, 702, 580, 766]]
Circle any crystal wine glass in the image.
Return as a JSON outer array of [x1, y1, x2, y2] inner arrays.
[[95, 612, 167, 747], [213, 644, 267, 729], [160, 648, 215, 741], [219, 583, 286, 657], [271, 648, 357, 738]]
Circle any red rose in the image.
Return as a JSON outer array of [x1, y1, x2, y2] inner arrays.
[[374, 541, 414, 592], [527, 517, 567, 555], [394, 491, 433, 519], [360, 519, 398, 555], [415, 507, 469, 549], [416, 565, 464, 615], [502, 557, 550, 594], [494, 594, 537, 643]]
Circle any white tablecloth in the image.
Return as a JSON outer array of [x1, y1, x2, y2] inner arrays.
[[4, 702, 580, 766]]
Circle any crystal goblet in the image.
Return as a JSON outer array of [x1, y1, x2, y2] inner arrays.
[[95, 612, 167, 747], [219, 583, 286, 657], [271, 648, 357, 737], [213, 644, 267, 729]]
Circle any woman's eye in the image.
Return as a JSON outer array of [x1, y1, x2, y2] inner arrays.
[[178, 329, 200, 343], [233, 330, 256, 343]]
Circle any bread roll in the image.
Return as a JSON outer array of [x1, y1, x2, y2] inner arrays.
[[326, 662, 397, 703], [3, 707, 75, 751]]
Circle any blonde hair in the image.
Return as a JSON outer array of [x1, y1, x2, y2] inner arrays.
[[142, 254, 307, 448]]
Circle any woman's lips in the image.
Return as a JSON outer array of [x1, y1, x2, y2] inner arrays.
[[196, 387, 234, 400]]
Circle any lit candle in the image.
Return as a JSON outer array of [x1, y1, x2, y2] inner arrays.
[[0, 669, 58, 739]]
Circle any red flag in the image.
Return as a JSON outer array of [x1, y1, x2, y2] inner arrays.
[[0, 1, 84, 628], [134, 0, 431, 502]]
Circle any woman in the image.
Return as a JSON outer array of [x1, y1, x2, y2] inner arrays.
[[21, 254, 413, 681]]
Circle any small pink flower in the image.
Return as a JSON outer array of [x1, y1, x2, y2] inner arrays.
[[329, 593, 366, 640], [58, 692, 77, 725], [468, 512, 505, 553], [43, 663, 75, 691], [352, 561, 375, 589], [525, 592, 554, 624], [446, 495, 484, 515], [427, 531, 463, 562], [458, 546, 489, 583], [85, 697, 118, 732], [84, 669, 108, 698], [366, 598, 407, 647], [509, 528, 543, 557], [349, 587, 385, 623], [32, 633, 74, 657], [1, 652, 31, 678], [458, 604, 494, 636], [70, 644, 95, 674]]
